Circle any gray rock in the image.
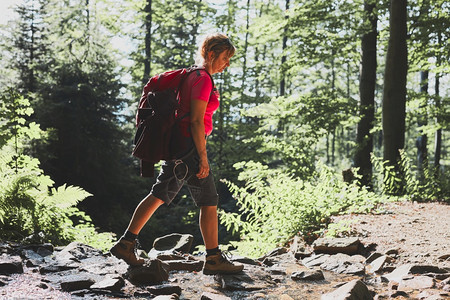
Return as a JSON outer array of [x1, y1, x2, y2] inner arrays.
[[291, 269, 325, 281], [384, 248, 399, 257], [303, 254, 331, 267], [58, 242, 103, 261], [229, 255, 260, 266], [90, 276, 125, 292], [0, 255, 23, 275], [60, 275, 95, 292], [267, 266, 286, 275], [320, 254, 366, 275], [39, 261, 78, 274], [383, 264, 448, 283], [398, 275, 435, 290], [313, 237, 361, 255], [127, 259, 170, 285], [201, 291, 232, 300], [165, 259, 203, 272], [147, 284, 182, 296], [153, 233, 194, 253], [258, 247, 289, 261], [321, 279, 373, 300], [367, 255, 391, 274], [365, 252, 383, 264], [213, 264, 276, 291]]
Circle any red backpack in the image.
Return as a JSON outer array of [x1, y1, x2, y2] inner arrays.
[[132, 65, 213, 177]]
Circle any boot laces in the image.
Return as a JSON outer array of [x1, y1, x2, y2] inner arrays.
[[219, 250, 234, 265]]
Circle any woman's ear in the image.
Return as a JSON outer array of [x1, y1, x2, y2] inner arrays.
[[207, 51, 215, 61]]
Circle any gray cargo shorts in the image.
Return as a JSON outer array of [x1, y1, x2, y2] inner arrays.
[[150, 140, 219, 207]]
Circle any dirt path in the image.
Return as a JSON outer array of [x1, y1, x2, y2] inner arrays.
[[331, 200, 450, 269]]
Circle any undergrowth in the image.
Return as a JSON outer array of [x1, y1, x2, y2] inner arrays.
[[219, 161, 388, 258]]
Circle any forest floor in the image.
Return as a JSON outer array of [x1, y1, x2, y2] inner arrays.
[[1, 200, 449, 299], [331, 200, 450, 270]]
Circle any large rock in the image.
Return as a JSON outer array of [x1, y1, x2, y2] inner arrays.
[[383, 264, 448, 283], [152, 233, 194, 254], [127, 259, 170, 285], [320, 254, 365, 275], [147, 284, 182, 296], [321, 279, 373, 300], [214, 264, 276, 291], [0, 255, 23, 275], [90, 276, 125, 292], [201, 291, 232, 300], [366, 255, 391, 274], [398, 275, 435, 290], [313, 237, 362, 255], [165, 259, 203, 272], [291, 269, 325, 281], [60, 274, 95, 292]]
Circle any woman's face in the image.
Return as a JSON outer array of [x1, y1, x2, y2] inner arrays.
[[210, 51, 231, 74]]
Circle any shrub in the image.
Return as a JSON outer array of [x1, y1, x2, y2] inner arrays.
[[219, 161, 386, 257]]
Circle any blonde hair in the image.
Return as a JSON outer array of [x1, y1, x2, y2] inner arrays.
[[195, 33, 236, 66]]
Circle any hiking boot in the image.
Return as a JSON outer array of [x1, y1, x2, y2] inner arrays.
[[110, 238, 145, 266], [203, 250, 244, 275]]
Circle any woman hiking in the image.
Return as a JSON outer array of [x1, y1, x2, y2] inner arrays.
[[110, 33, 243, 275]]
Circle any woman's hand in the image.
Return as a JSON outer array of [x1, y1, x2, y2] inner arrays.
[[197, 157, 210, 179]]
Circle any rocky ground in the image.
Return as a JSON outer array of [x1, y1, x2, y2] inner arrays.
[[0, 200, 449, 300]]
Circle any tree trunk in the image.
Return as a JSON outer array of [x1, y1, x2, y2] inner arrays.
[[382, 0, 407, 170], [143, 0, 152, 83], [434, 22, 442, 169], [355, 0, 377, 187], [280, 0, 289, 96], [417, 70, 428, 172]]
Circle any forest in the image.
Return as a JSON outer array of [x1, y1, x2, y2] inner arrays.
[[0, 0, 449, 257]]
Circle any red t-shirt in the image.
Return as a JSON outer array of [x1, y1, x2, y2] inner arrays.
[[178, 70, 220, 137]]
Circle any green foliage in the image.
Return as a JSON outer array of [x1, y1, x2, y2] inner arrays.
[[0, 88, 113, 251], [219, 161, 386, 257], [372, 150, 450, 202]]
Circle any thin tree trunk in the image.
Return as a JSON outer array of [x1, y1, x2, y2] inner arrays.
[[280, 0, 289, 96], [143, 0, 152, 83], [417, 70, 428, 172], [434, 19, 442, 168], [355, 0, 377, 187]]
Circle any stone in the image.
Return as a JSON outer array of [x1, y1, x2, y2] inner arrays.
[[153, 233, 194, 253], [268, 266, 286, 275], [365, 252, 383, 264], [367, 255, 391, 274], [213, 264, 276, 291], [201, 291, 231, 300], [438, 254, 450, 261], [165, 259, 203, 272], [60, 275, 95, 292], [127, 259, 170, 285], [153, 294, 180, 300], [289, 235, 307, 253], [280, 295, 294, 300], [313, 237, 361, 255], [319, 253, 366, 275], [58, 242, 103, 261], [383, 264, 448, 283], [302, 254, 331, 268], [258, 247, 289, 261], [0, 255, 23, 275], [147, 284, 182, 296], [90, 276, 125, 292], [384, 248, 399, 257], [291, 269, 325, 281], [230, 255, 260, 266], [398, 275, 435, 290], [321, 279, 373, 300]]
